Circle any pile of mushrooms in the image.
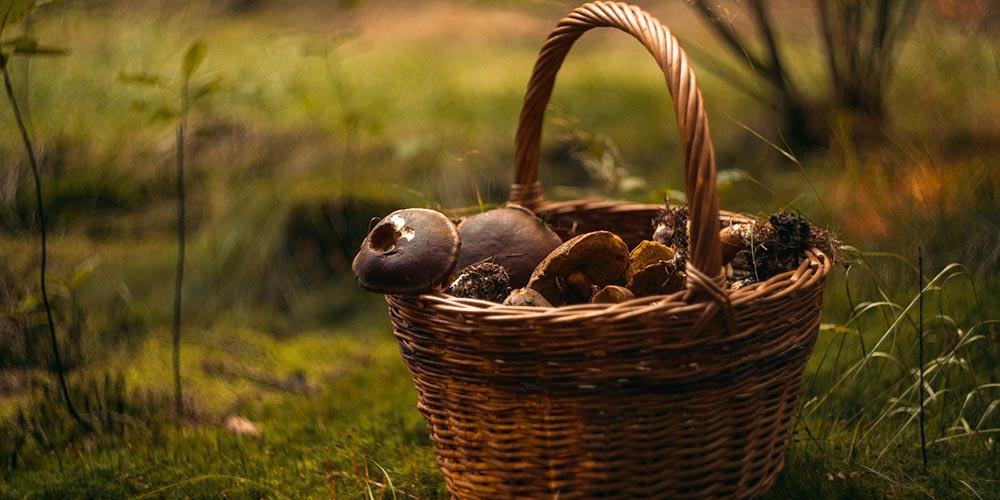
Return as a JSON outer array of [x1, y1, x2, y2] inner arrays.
[[352, 202, 829, 306], [352, 204, 563, 303]]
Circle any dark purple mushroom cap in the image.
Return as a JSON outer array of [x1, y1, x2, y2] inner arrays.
[[456, 204, 562, 288], [352, 208, 460, 294]]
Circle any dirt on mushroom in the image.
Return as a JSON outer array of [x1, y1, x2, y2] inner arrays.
[[446, 262, 511, 302], [724, 210, 836, 286]]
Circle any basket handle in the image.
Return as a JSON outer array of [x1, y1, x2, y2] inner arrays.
[[511, 1, 723, 284]]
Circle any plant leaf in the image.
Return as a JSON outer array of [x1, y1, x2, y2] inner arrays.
[[0, 0, 34, 31], [181, 38, 206, 79], [151, 105, 179, 122], [69, 261, 96, 289], [190, 76, 222, 102], [0, 34, 28, 47], [717, 168, 750, 187]]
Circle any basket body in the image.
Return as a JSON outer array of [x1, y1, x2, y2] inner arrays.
[[389, 209, 830, 500]]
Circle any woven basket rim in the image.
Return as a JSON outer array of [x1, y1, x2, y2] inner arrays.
[[395, 204, 833, 323], [420, 248, 830, 305], [389, 245, 830, 385]]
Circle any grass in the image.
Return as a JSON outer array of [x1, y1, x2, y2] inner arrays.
[[1, 0, 999, 498], [780, 255, 1000, 498], [1, 326, 446, 500]]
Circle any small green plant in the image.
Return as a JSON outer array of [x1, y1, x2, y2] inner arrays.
[[120, 38, 211, 427], [171, 39, 207, 427], [551, 111, 648, 199], [1, 0, 90, 432], [4, 260, 94, 370]]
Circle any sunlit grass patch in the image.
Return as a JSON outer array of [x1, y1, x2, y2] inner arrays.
[[1, 324, 444, 499]]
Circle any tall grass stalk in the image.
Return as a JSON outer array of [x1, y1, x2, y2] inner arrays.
[[1, 55, 91, 432], [918, 246, 927, 471]]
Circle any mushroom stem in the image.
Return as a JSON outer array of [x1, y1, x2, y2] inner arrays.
[[566, 271, 597, 302], [720, 222, 755, 267]]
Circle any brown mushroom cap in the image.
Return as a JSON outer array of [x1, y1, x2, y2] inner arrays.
[[626, 240, 676, 282], [591, 285, 635, 304], [456, 204, 562, 289], [352, 208, 460, 294], [527, 231, 629, 306], [627, 260, 685, 298]]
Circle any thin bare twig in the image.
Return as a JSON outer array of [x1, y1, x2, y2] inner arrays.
[[200, 360, 316, 395], [2, 58, 91, 432], [877, 1, 922, 88], [747, 0, 793, 96], [817, 0, 843, 93], [689, 0, 776, 88], [677, 39, 771, 104]]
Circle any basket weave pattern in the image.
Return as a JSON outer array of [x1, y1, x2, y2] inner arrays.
[[387, 2, 832, 499]]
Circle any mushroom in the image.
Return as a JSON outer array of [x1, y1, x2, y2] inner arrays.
[[719, 222, 756, 267], [627, 260, 685, 297], [455, 204, 562, 289], [352, 208, 460, 294], [626, 240, 676, 282], [503, 287, 553, 307], [591, 285, 634, 304], [527, 231, 629, 306], [625, 240, 684, 297], [719, 225, 743, 267], [561, 270, 598, 303], [445, 262, 511, 303]]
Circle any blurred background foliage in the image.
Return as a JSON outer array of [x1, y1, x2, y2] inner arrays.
[[1, 0, 999, 498]]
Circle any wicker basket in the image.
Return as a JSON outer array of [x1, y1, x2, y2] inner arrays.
[[386, 2, 832, 499]]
